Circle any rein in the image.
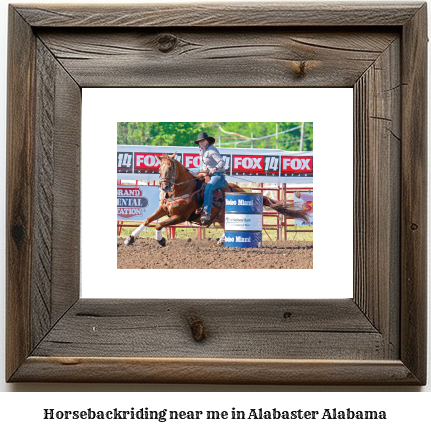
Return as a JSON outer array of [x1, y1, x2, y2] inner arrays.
[[162, 178, 199, 186], [160, 159, 201, 186], [165, 188, 202, 202], [160, 158, 206, 202]]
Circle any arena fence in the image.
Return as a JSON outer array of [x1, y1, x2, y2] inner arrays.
[[117, 180, 313, 241]]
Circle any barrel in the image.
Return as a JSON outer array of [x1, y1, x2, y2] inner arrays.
[[224, 192, 263, 248]]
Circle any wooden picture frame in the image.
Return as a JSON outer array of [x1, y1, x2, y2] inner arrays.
[[6, 2, 427, 385]]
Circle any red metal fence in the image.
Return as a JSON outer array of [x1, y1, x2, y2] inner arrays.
[[117, 180, 313, 241]]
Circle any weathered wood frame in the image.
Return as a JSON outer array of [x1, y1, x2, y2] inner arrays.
[[6, 2, 427, 385]]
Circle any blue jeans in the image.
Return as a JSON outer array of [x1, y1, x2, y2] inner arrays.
[[204, 173, 227, 214]]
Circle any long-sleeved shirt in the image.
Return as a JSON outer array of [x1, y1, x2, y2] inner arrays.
[[199, 144, 226, 173]]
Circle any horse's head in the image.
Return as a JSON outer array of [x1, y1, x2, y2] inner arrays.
[[157, 152, 177, 193]]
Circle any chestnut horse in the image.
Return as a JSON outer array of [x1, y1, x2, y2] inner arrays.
[[124, 152, 310, 246]]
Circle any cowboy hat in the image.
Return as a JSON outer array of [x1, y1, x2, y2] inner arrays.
[[194, 132, 215, 145]]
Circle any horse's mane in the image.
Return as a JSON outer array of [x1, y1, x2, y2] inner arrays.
[[176, 158, 195, 179]]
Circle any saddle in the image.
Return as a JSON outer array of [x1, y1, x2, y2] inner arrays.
[[195, 180, 231, 208], [187, 180, 232, 223]]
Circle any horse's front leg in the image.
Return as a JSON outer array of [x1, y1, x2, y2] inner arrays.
[[143, 205, 168, 227], [154, 214, 187, 246], [123, 205, 167, 245]]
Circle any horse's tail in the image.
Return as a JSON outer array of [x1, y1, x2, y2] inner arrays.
[[263, 196, 311, 224]]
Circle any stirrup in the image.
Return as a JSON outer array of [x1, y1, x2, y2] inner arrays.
[[200, 213, 211, 223]]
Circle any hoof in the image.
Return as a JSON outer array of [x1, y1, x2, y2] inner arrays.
[[124, 235, 135, 245], [158, 237, 166, 247]]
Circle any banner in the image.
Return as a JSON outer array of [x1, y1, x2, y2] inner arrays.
[[117, 146, 313, 184], [294, 191, 313, 226], [117, 185, 160, 221]]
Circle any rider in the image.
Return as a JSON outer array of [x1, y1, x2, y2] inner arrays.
[[194, 132, 227, 223]]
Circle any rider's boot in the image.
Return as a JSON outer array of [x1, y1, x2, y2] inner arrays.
[[200, 213, 211, 223]]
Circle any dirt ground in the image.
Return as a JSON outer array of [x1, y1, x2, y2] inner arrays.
[[117, 237, 313, 269]]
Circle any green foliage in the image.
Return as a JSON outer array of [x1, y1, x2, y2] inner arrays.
[[117, 122, 313, 150]]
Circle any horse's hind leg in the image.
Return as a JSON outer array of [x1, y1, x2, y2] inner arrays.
[[216, 219, 225, 246]]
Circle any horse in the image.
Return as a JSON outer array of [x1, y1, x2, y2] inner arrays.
[[124, 152, 310, 246]]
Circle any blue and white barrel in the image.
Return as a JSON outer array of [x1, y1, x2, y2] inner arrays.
[[224, 192, 263, 248]]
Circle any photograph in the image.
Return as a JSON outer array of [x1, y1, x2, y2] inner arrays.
[[116, 122, 314, 269]]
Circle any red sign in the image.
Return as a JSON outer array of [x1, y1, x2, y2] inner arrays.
[[183, 153, 201, 169], [281, 156, 313, 175], [232, 155, 265, 173], [134, 153, 165, 172]]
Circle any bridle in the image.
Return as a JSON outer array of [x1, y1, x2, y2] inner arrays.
[[159, 158, 200, 188], [159, 158, 206, 208], [159, 158, 177, 187]]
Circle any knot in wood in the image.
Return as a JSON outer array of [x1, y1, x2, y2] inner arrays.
[[295, 61, 307, 79], [186, 314, 206, 342], [11, 222, 26, 245], [157, 34, 178, 53], [289, 61, 311, 79], [411, 223, 419, 231]]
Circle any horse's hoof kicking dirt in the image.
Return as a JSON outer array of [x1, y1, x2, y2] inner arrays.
[[124, 235, 135, 245], [158, 237, 166, 247]]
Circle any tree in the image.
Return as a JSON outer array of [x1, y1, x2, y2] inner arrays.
[[117, 122, 313, 150]]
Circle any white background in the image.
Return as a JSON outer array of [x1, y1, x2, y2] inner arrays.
[[82, 87, 353, 299], [0, 0, 429, 422]]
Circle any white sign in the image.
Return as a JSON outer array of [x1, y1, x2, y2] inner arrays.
[[117, 185, 160, 221], [225, 214, 263, 231], [294, 192, 313, 226]]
